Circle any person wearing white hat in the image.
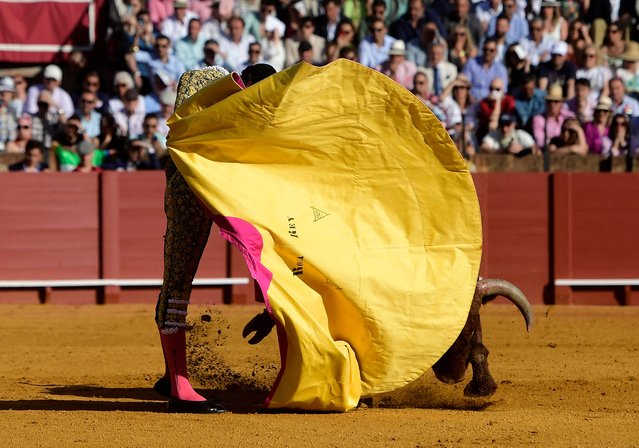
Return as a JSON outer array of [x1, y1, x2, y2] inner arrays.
[[24, 64, 75, 117], [259, 14, 286, 72], [583, 96, 614, 155], [538, 40, 577, 100], [380, 40, 418, 90], [531, 83, 576, 149], [160, 0, 199, 44], [616, 41, 639, 97]]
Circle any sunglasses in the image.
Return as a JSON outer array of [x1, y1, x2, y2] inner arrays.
[[608, 28, 620, 34], [490, 87, 502, 91], [84, 81, 99, 86], [17, 125, 30, 129], [455, 32, 466, 36], [156, 44, 170, 48], [484, 48, 496, 53], [372, 27, 384, 32], [80, 98, 94, 104], [585, 53, 596, 58]]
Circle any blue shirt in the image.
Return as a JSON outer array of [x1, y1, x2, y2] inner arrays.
[[462, 56, 508, 101], [358, 35, 396, 69], [80, 110, 102, 139], [149, 56, 186, 87], [487, 11, 529, 45], [515, 88, 546, 128]]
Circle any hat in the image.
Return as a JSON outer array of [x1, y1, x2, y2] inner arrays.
[[113, 71, 135, 89], [388, 40, 406, 56], [43, 64, 63, 82], [159, 88, 177, 106], [454, 74, 471, 88], [551, 41, 568, 57], [621, 41, 639, 62], [77, 140, 94, 156], [298, 40, 312, 53], [546, 84, 564, 102], [512, 44, 527, 60], [264, 15, 286, 36], [174, 0, 188, 8], [594, 96, 612, 111], [0, 76, 15, 92], [541, 0, 561, 7], [499, 113, 516, 124]]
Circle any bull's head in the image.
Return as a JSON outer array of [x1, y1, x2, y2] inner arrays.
[[431, 278, 533, 397]]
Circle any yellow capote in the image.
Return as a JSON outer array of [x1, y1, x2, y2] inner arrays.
[[167, 60, 483, 412]]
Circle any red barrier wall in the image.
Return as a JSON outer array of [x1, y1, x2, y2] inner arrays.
[[0, 172, 637, 305]]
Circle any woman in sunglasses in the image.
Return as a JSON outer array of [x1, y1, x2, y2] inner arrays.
[[5, 115, 33, 153]]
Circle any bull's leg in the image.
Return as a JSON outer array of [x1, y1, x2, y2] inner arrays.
[[463, 318, 498, 397], [154, 164, 225, 413]]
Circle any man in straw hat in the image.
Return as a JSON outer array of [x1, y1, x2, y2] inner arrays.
[[616, 41, 639, 98], [531, 83, 575, 149]]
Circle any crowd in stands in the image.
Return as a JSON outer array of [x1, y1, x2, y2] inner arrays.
[[1, 0, 639, 172]]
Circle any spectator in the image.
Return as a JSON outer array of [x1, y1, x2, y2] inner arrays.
[[486, 0, 528, 46], [113, 88, 146, 139], [357, 0, 387, 42], [76, 90, 102, 145], [539, 0, 567, 42], [583, 96, 613, 155], [149, 35, 186, 87], [125, 138, 162, 170], [600, 21, 627, 69], [476, 76, 515, 141], [314, 0, 345, 42], [239, 42, 265, 71], [198, 39, 226, 68], [547, 117, 588, 156], [462, 37, 508, 101], [148, 0, 175, 27], [617, 42, 639, 99], [532, 83, 575, 150], [514, 73, 546, 131], [405, 22, 443, 68], [5, 115, 33, 153], [175, 18, 207, 70], [145, 71, 174, 114], [326, 20, 358, 64], [10, 75, 28, 117], [565, 78, 596, 124], [260, 15, 286, 71], [480, 112, 536, 156], [24, 64, 75, 117], [189, 0, 215, 22], [380, 40, 418, 89], [97, 113, 128, 157], [0, 77, 19, 120], [218, 16, 256, 72], [447, 24, 477, 72], [0, 79, 17, 151], [50, 115, 98, 171], [109, 71, 147, 117], [8, 139, 48, 172], [475, 0, 502, 34], [73, 140, 102, 172], [439, 74, 477, 148], [607, 113, 632, 157], [157, 89, 177, 137], [337, 45, 358, 62], [566, 19, 593, 62], [297, 41, 314, 64], [538, 41, 577, 100], [160, 0, 199, 44], [358, 18, 395, 69], [76, 71, 109, 114], [423, 41, 457, 97], [444, 0, 482, 48], [390, 0, 447, 44], [124, 9, 157, 93], [136, 113, 167, 161], [491, 14, 510, 63], [521, 17, 556, 68], [576, 45, 612, 101], [284, 16, 327, 68], [245, 0, 286, 42], [30, 89, 63, 155], [609, 77, 639, 117], [504, 44, 531, 97], [200, 1, 225, 42]]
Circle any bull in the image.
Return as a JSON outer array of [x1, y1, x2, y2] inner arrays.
[[243, 277, 533, 398]]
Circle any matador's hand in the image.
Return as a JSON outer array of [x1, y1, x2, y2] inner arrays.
[[242, 309, 275, 344]]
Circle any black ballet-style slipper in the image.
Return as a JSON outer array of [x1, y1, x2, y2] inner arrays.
[[167, 397, 227, 414], [152, 377, 171, 398]]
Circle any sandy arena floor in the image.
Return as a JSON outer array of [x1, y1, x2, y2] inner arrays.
[[0, 303, 637, 447]]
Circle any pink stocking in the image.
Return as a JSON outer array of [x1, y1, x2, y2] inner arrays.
[[160, 329, 206, 402]]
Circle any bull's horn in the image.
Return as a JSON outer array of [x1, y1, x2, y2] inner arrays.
[[477, 278, 534, 332]]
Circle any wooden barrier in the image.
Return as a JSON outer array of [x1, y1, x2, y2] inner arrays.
[[0, 171, 637, 305]]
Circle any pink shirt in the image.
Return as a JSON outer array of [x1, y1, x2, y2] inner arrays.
[[380, 60, 418, 90], [532, 109, 575, 149]]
